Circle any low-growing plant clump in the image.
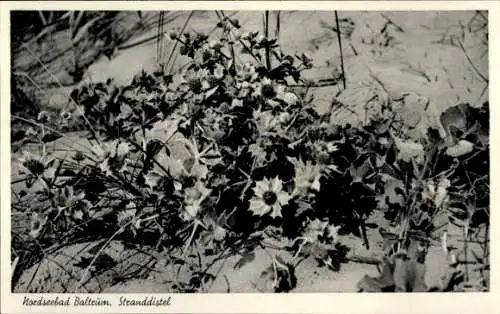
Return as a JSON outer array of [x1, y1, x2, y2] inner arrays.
[[12, 13, 489, 293]]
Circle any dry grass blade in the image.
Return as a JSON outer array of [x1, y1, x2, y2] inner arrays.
[[165, 11, 194, 73], [335, 11, 346, 90], [275, 11, 281, 39], [458, 40, 488, 83], [20, 42, 101, 145], [157, 11, 165, 65], [72, 15, 102, 45], [264, 11, 271, 70]]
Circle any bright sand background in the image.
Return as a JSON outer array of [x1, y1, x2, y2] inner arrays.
[[1, 1, 499, 313]]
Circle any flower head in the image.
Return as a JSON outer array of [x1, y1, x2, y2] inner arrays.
[[153, 148, 188, 180], [37, 111, 51, 123], [253, 109, 281, 133], [288, 157, 322, 195], [60, 110, 72, 121], [303, 218, 328, 242], [90, 140, 131, 162], [249, 177, 291, 218], [302, 218, 340, 244], [181, 67, 211, 93], [29, 212, 47, 239], [213, 63, 225, 80], [258, 78, 277, 99], [280, 92, 300, 106], [237, 63, 258, 82], [17, 151, 54, 179], [25, 127, 38, 137], [117, 201, 137, 227], [177, 136, 222, 179], [422, 177, 451, 208], [183, 180, 212, 221], [53, 186, 86, 215]]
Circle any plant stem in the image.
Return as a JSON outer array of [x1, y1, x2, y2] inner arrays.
[[264, 11, 271, 71], [183, 220, 200, 258], [360, 220, 370, 250], [458, 40, 488, 83], [275, 11, 281, 39], [482, 224, 489, 288], [334, 11, 346, 90], [165, 11, 193, 73], [463, 221, 469, 281]]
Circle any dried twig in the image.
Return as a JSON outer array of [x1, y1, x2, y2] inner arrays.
[[458, 40, 488, 83], [334, 11, 346, 89], [264, 11, 271, 70], [380, 13, 405, 33]]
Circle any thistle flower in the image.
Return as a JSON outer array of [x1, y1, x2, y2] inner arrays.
[[422, 178, 451, 208], [393, 136, 425, 163], [231, 98, 244, 109], [37, 111, 50, 123], [25, 127, 38, 137], [253, 109, 280, 133], [152, 148, 188, 180], [302, 218, 340, 244], [213, 63, 225, 80], [29, 212, 48, 239], [280, 92, 299, 106], [181, 68, 211, 93], [287, 157, 322, 195], [90, 140, 131, 162], [183, 180, 211, 221], [237, 63, 258, 82], [17, 151, 54, 179], [258, 78, 277, 99], [249, 177, 291, 218], [213, 225, 227, 242], [303, 218, 328, 242], [53, 186, 86, 215], [60, 110, 72, 121], [117, 202, 137, 227], [177, 137, 222, 179]]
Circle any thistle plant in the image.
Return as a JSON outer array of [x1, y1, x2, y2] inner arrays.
[[12, 14, 489, 293]]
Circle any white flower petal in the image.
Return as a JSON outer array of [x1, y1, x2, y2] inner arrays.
[[311, 177, 321, 191], [254, 179, 269, 197], [269, 203, 283, 219], [277, 191, 291, 206], [185, 204, 200, 219], [249, 198, 270, 216], [270, 177, 283, 193]]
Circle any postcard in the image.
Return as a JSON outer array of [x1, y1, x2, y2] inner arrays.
[[1, 1, 497, 313]]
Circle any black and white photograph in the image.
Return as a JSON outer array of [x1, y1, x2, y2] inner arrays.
[[7, 7, 490, 297]]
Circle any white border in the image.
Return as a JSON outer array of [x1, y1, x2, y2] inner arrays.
[[1, 2, 498, 313]]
